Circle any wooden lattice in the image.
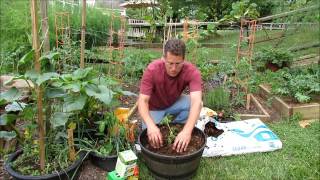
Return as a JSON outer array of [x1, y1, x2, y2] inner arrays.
[[55, 12, 70, 48], [236, 19, 257, 64], [107, 13, 126, 78], [236, 18, 257, 110]]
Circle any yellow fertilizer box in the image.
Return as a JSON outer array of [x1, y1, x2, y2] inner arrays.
[[115, 150, 138, 178]]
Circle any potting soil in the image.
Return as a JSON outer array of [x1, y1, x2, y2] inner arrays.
[[196, 107, 282, 157]]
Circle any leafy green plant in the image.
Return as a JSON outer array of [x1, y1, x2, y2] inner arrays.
[[160, 115, 178, 145], [122, 48, 161, 80], [90, 112, 132, 156], [0, 65, 121, 175], [1, 73, 73, 175], [220, 0, 260, 23], [270, 67, 320, 103], [231, 88, 246, 108], [254, 47, 293, 70]]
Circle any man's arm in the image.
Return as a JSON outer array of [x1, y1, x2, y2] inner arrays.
[[138, 94, 163, 148], [173, 91, 202, 152]]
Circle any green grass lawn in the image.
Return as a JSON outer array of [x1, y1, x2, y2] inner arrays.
[[139, 121, 320, 180], [199, 25, 319, 61]]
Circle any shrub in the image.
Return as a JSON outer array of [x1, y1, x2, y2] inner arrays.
[[254, 48, 293, 70]]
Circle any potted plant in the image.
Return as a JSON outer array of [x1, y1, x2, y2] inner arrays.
[[138, 115, 206, 179], [254, 47, 293, 72], [2, 64, 123, 179], [87, 111, 136, 171], [2, 69, 88, 179]]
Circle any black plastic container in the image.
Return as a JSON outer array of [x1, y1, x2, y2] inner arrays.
[[5, 150, 86, 180], [89, 151, 117, 171], [138, 125, 206, 180]]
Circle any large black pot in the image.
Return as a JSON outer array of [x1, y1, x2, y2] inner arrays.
[[89, 151, 117, 171], [138, 126, 206, 180], [5, 150, 86, 180]]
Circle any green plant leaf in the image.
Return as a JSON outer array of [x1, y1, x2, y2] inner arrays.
[[0, 87, 22, 103], [98, 142, 113, 156], [0, 114, 17, 125], [18, 49, 34, 66], [85, 85, 113, 105], [72, 67, 93, 80], [0, 131, 16, 140], [61, 74, 73, 81], [21, 106, 35, 121], [39, 52, 60, 61], [63, 95, 87, 112], [5, 102, 27, 112], [25, 70, 40, 82], [36, 72, 59, 86], [51, 112, 71, 128], [294, 92, 310, 103], [63, 82, 81, 92], [98, 121, 106, 133], [84, 84, 100, 96], [45, 88, 66, 98]]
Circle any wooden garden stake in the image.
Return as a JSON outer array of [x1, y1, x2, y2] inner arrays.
[[30, 0, 45, 170], [183, 17, 189, 42], [80, 0, 86, 68], [127, 102, 138, 121], [67, 128, 76, 161], [40, 0, 50, 53], [246, 93, 251, 110]]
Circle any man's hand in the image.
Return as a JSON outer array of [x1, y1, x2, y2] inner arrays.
[[147, 124, 163, 149], [172, 129, 192, 153]]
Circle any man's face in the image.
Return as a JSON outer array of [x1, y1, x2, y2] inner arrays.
[[164, 52, 184, 77]]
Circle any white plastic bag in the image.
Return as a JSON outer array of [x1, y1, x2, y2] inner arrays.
[[196, 108, 282, 157]]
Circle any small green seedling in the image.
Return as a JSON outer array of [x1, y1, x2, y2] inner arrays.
[[161, 115, 178, 145]]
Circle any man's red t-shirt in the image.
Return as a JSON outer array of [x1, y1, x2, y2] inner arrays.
[[140, 59, 202, 110]]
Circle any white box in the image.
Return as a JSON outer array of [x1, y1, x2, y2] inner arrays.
[[115, 150, 137, 178]]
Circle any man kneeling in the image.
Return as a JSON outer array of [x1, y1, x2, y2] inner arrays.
[[138, 39, 202, 153]]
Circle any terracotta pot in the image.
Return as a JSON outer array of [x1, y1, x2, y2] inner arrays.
[[265, 62, 281, 72]]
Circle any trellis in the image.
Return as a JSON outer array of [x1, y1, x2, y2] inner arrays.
[[235, 18, 257, 110], [54, 12, 70, 48], [106, 13, 126, 78]]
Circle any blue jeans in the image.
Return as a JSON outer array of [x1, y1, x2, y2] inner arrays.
[[142, 95, 190, 129]]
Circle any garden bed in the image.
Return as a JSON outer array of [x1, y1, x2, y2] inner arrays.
[[237, 94, 271, 121], [259, 84, 320, 120]]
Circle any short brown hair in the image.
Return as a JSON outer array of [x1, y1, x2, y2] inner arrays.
[[164, 39, 186, 59]]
